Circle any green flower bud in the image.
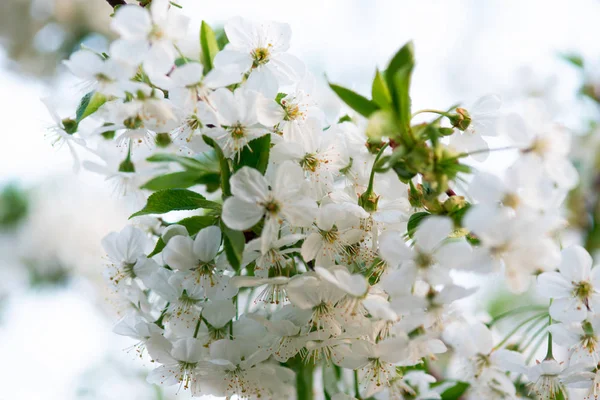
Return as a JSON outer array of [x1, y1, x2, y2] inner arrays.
[[118, 158, 135, 173], [61, 118, 78, 135], [358, 190, 380, 212], [448, 107, 471, 131], [155, 132, 172, 148]]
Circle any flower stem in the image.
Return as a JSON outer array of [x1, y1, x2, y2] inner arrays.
[[294, 358, 314, 400], [544, 300, 554, 360], [411, 109, 451, 118], [493, 312, 548, 350], [353, 369, 361, 399], [487, 305, 548, 327]]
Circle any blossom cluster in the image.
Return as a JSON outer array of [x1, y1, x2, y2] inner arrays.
[[47, 1, 599, 399]]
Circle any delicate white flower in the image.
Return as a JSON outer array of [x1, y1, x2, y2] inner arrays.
[[222, 162, 317, 253], [146, 335, 206, 390], [64, 50, 135, 96], [379, 216, 471, 286], [538, 246, 600, 323], [214, 17, 305, 96], [449, 94, 501, 161], [42, 97, 86, 172], [110, 0, 189, 79]]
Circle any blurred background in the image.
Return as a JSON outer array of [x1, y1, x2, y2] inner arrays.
[[1, 0, 600, 398]]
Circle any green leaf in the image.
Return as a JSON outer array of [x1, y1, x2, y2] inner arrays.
[[147, 152, 217, 171], [407, 211, 430, 238], [329, 83, 379, 118], [440, 381, 470, 400], [560, 53, 584, 69], [216, 27, 229, 50], [234, 134, 271, 174], [130, 189, 220, 219], [221, 223, 245, 271], [371, 69, 392, 109], [148, 238, 166, 258], [200, 21, 220, 73], [203, 135, 232, 198], [385, 42, 415, 139], [141, 171, 220, 191], [176, 215, 219, 236], [76, 91, 107, 122]]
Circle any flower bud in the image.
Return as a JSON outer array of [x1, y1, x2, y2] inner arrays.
[[155, 132, 172, 148], [358, 190, 380, 212], [448, 108, 471, 131], [61, 118, 78, 134]]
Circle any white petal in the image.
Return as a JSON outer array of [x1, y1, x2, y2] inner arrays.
[[413, 216, 453, 253], [222, 197, 264, 230], [111, 6, 152, 39], [162, 235, 197, 270], [193, 226, 221, 262], [230, 166, 269, 203], [559, 245, 592, 283]]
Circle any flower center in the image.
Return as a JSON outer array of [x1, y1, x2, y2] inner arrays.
[[263, 199, 281, 215], [574, 281, 593, 303], [415, 251, 433, 268], [502, 193, 520, 209], [282, 100, 303, 121], [300, 153, 320, 172], [229, 122, 246, 139], [320, 227, 340, 244], [251, 47, 271, 67]]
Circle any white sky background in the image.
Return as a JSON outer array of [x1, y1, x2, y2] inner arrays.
[[0, 0, 599, 399]]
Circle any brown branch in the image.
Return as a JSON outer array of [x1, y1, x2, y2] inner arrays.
[[106, 0, 128, 7]]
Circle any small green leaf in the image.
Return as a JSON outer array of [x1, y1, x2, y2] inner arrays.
[[148, 238, 166, 258], [215, 28, 229, 50], [130, 189, 220, 219], [407, 211, 430, 238], [234, 134, 271, 174], [76, 91, 107, 122], [146, 153, 216, 171], [221, 222, 245, 271], [560, 53, 584, 69], [141, 171, 220, 191], [371, 69, 392, 109], [329, 83, 379, 118], [385, 42, 415, 140], [203, 135, 232, 198], [176, 215, 219, 236], [200, 21, 220, 73], [440, 381, 470, 400]]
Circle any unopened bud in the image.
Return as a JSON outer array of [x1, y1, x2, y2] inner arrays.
[[155, 132, 172, 148], [448, 108, 471, 131], [366, 110, 396, 140], [358, 190, 380, 212], [61, 118, 78, 135]]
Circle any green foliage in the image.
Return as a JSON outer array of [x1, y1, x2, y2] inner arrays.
[[439, 381, 470, 400], [328, 83, 380, 118], [130, 189, 220, 219], [141, 171, 220, 191], [371, 69, 392, 109], [233, 134, 271, 174], [0, 183, 29, 229], [560, 53, 584, 69], [221, 222, 245, 271], [203, 135, 232, 198], [76, 91, 107, 123], [147, 215, 219, 257], [407, 211, 430, 238], [200, 21, 220, 73], [385, 41, 414, 136]]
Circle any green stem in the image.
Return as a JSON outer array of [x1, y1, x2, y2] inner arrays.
[[294, 358, 314, 400], [411, 109, 451, 118], [493, 312, 548, 350], [487, 305, 548, 327], [545, 300, 554, 360], [353, 370, 361, 399], [366, 142, 389, 194], [459, 146, 517, 158]]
